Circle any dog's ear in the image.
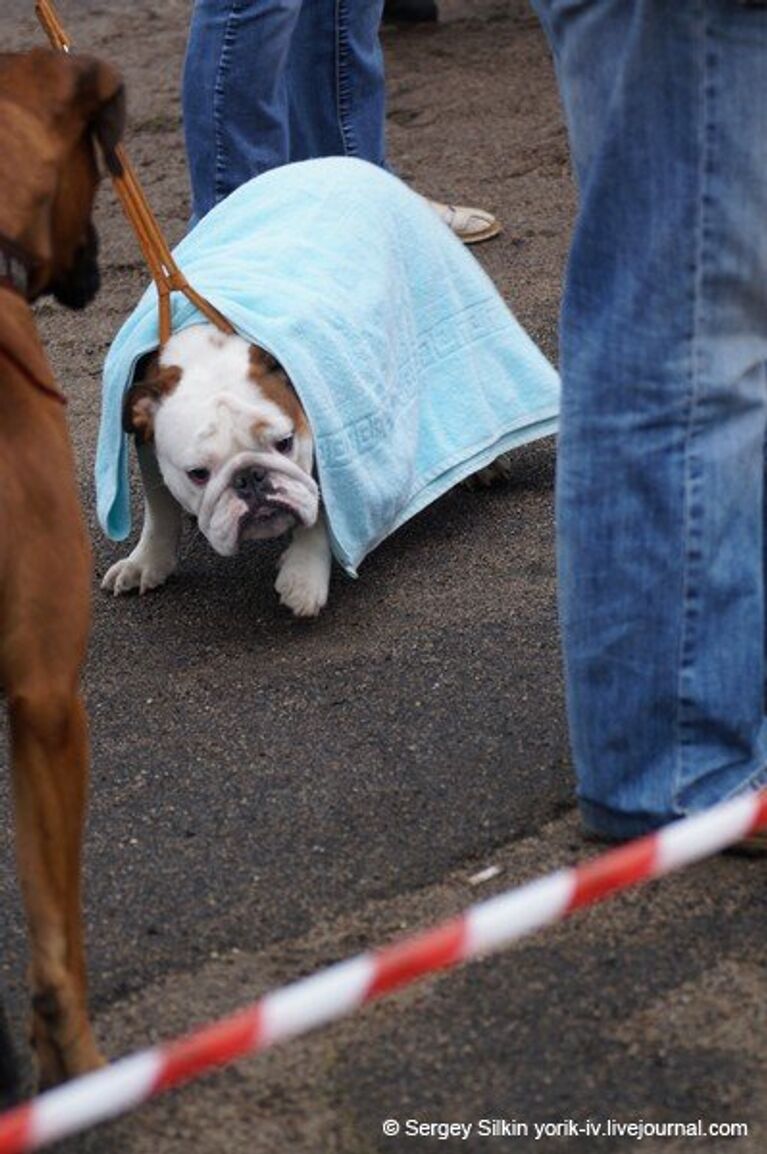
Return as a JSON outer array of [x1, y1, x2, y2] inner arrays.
[[123, 381, 160, 442], [248, 344, 310, 436], [70, 55, 126, 174], [249, 346, 280, 377], [123, 356, 180, 442]]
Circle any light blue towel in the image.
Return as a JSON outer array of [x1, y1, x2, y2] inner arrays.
[[97, 157, 559, 575]]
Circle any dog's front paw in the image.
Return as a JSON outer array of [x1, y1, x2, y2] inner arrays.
[[275, 549, 329, 618], [102, 548, 177, 596], [464, 453, 514, 489]]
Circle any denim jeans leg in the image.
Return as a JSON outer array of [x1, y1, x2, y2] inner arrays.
[[531, 0, 767, 837], [183, 0, 303, 220], [287, 0, 387, 165]]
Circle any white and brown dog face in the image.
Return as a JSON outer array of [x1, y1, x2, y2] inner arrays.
[[124, 325, 319, 556]]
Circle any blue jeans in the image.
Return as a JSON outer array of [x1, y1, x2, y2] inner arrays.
[[532, 0, 767, 838], [183, 0, 386, 221]]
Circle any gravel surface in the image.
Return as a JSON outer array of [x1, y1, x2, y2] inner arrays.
[[0, 3, 764, 1152]]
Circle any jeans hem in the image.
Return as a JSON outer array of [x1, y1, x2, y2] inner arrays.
[[579, 798, 669, 842], [580, 762, 767, 841]]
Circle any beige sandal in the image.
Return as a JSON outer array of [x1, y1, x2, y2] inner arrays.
[[427, 198, 502, 245]]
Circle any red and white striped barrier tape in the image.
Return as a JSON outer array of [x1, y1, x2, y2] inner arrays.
[[1, 788, 764, 1153]]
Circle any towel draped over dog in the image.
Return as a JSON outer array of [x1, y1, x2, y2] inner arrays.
[[97, 157, 559, 574]]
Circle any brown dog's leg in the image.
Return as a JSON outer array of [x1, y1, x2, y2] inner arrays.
[[0, 1000, 20, 1107], [9, 686, 104, 1088], [0, 374, 103, 1087]]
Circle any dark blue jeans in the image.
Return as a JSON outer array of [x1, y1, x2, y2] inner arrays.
[[183, 0, 386, 221], [532, 0, 767, 837]]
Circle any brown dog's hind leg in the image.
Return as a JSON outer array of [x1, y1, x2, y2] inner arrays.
[[9, 688, 104, 1088], [0, 999, 20, 1107]]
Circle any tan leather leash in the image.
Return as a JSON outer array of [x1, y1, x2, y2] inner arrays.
[[35, 0, 235, 345]]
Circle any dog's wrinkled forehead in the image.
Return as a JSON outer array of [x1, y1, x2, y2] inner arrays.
[[124, 325, 307, 452], [161, 325, 250, 387], [160, 331, 290, 457]]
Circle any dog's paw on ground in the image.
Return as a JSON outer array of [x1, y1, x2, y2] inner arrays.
[[274, 557, 329, 618], [463, 453, 514, 489], [102, 550, 176, 596]]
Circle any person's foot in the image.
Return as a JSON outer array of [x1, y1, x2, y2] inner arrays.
[[727, 826, 767, 856], [582, 815, 767, 856], [383, 0, 439, 23], [427, 199, 502, 245]]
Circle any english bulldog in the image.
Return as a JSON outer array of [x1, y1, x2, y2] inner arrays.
[[103, 323, 511, 616], [103, 324, 331, 616]]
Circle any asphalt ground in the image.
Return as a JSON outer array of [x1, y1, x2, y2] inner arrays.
[[0, 3, 765, 1152]]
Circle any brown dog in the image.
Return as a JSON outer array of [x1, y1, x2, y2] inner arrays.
[[0, 48, 124, 1093]]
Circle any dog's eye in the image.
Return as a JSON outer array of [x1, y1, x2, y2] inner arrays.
[[187, 467, 210, 486], [275, 435, 294, 454]]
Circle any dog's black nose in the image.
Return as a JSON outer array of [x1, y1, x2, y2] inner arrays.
[[232, 466, 273, 499]]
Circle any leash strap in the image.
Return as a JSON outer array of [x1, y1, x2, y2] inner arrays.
[[35, 0, 235, 346]]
